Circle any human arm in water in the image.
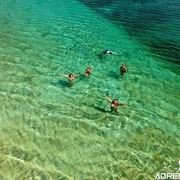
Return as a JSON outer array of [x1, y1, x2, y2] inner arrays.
[[60, 74, 80, 78], [117, 103, 126, 106], [105, 95, 126, 106], [104, 95, 112, 103], [60, 74, 69, 78], [74, 74, 80, 78]]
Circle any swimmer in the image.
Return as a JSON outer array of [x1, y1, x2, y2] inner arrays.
[[102, 50, 116, 56], [60, 73, 80, 85], [120, 64, 128, 76], [85, 66, 92, 77], [105, 95, 126, 114]]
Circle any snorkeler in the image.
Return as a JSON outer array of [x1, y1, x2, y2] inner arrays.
[[105, 95, 126, 114], [60, 73, 80, 85], [85, 66, 92, 77], [120, 64, 128, 76], [102, 50, 116, 56]]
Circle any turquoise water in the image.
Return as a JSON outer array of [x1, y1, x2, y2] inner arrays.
[[0, 0, 179, 179], [78, 0, 180, 74]]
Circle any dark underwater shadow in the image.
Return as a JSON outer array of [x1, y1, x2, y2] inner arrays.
[[77, 0, 115, 8], [58, 79, 72, 87], [78, 74, 86, 81], [96, 53, 103, 59], [108, 71, 119, 79], [94, 106, 110, 113]]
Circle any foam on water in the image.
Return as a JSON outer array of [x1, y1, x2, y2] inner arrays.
[[0, 0, 179, 179]]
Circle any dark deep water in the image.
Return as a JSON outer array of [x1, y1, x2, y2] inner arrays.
[[78, 0, 180, 74]]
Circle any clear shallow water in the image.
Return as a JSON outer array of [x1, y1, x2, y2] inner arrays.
[[0, 0, 179, 179]]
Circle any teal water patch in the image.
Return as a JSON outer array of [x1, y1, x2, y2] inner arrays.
[[0, 0, 179, 179]]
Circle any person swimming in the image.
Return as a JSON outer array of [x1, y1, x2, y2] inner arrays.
[[85, 66, 92, 77], [105, 95, 126, 114], [60, 73, 80, 86], [102, 50, 116, 56], [120, 64, 128, 76]]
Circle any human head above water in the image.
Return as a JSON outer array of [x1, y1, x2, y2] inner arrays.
[[113, 99, 118, 104], [69, 73, 73, 78]]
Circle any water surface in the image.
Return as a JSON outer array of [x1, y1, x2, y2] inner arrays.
[[0, 0, 179, 179]]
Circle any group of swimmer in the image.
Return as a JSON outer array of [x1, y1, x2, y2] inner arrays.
[[60, 50, 128, 115], [60, 66, 92, 84]]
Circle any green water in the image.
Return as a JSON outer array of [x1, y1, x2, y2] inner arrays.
[[0, 0, 179, 179]]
